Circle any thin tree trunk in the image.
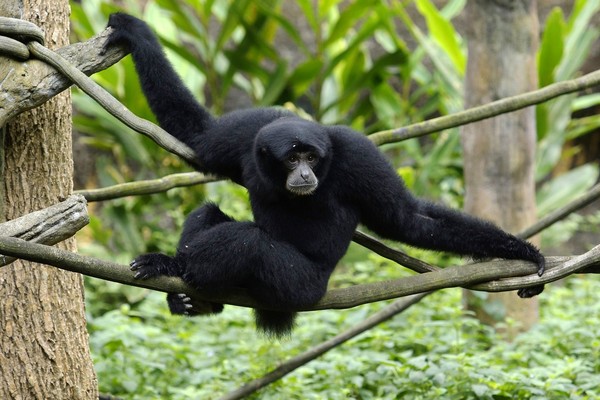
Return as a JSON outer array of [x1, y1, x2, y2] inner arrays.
[[0, 0, 98, 398], [461, 0, 540, 336]]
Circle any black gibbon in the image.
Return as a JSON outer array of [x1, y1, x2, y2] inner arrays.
[[106, 13, 545, 336]]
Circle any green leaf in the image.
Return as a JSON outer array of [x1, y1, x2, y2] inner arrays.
[[322, 0, 378, 47], [536, 164, 599, 215], [322, 13, 380, 77], [258, 62, 288, 106], [296, 0, 318, 32], [254, 2, 310, 55], [558, 0, 600, 80], [538, 8, 565, 88], [215, 0, 251, 52], [566, 115, 600, 141], [318, 0, 343, 19], [472, 383, 490, 397], [565, 0, 600, 38], [571, 93, 600, 111], [415, 0, 465, 74], [289, 59, 323, 97], [371, 83, 403, 127]]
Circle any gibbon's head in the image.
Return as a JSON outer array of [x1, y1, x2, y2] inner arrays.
[[255, 118, 332, 196]]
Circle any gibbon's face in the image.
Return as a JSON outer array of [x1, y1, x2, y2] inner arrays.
[[255, 118, 331, 196], [283, 150, 320, 195]]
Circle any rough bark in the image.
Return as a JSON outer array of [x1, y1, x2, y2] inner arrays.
[[0, 0, 98, 398], [461, 0, 540, 335]]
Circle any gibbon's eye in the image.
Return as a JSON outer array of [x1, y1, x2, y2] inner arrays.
[[287, 154, 299, 164], [307, 153, 317, 163]]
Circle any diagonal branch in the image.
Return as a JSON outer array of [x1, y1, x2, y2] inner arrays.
[[518, 182, 600, 240], [218, 292, 431, 400], [368, 69, 600, 145], [5, 24, 599, 174], [26, 40, 199, 164], [0, 27, 126, 125]]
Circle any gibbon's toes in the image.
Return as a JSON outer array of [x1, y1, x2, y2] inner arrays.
[[167, 293, 194, 315], [517, 285, 545, 298], [166, 293, 225, 316]]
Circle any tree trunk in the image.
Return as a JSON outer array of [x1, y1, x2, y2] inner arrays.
[[0, 1, 98, 398], [461, 0, 540, 336]]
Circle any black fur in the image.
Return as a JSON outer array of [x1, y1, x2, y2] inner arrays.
[[106, 13, 545, 337]]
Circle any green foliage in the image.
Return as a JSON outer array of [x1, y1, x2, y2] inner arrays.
[[414, 0, 465, 76], [69, 1, 600, 398], [71, 0, 469, 196], [88, 276, 600, 399], [534, 1, 600, 247], [536, 0, 600, 178]]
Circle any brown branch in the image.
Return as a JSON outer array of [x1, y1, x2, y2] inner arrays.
[[75, 172, 220, 202], [0, 235, 598, 311], [368, 69, 600, 145], [351, 230, 438, 273], [0, 195, 89, 267], [0, 27, 126, 125], [27, 40, 198, 164]]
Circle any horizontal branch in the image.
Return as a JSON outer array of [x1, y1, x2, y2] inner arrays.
[[0, 235, 598, 310], [368, 69, 600, 145], [75, 172, 220, 202], [0, 195, 89, 267], [73, 170, 600, 276]]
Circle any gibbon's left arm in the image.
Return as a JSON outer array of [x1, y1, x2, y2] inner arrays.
[[330, 127, 545, 291]]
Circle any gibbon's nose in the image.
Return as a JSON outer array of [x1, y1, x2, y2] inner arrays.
[[301, 170, 311, 182]]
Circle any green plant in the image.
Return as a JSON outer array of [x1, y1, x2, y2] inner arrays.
[[534, 0, 600, 247], [88, 276, 600, 399], [68, 2, 600, 397], [536, 0, 600, 179]]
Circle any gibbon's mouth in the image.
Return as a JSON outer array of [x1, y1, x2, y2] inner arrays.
[[287, 183, 318, 196]]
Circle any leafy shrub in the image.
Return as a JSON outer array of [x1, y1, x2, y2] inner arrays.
[[89, 275, 600, 399]]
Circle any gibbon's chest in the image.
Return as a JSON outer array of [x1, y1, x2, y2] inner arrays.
[[250, 193, 359, 262]]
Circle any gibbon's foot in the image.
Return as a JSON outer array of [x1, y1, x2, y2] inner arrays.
[[130, 253, 177, 279], [517, 284, 545, 298], [166, 293, 224, 316], [167, 293, 193, 315], [516, 251, 545, 298]]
